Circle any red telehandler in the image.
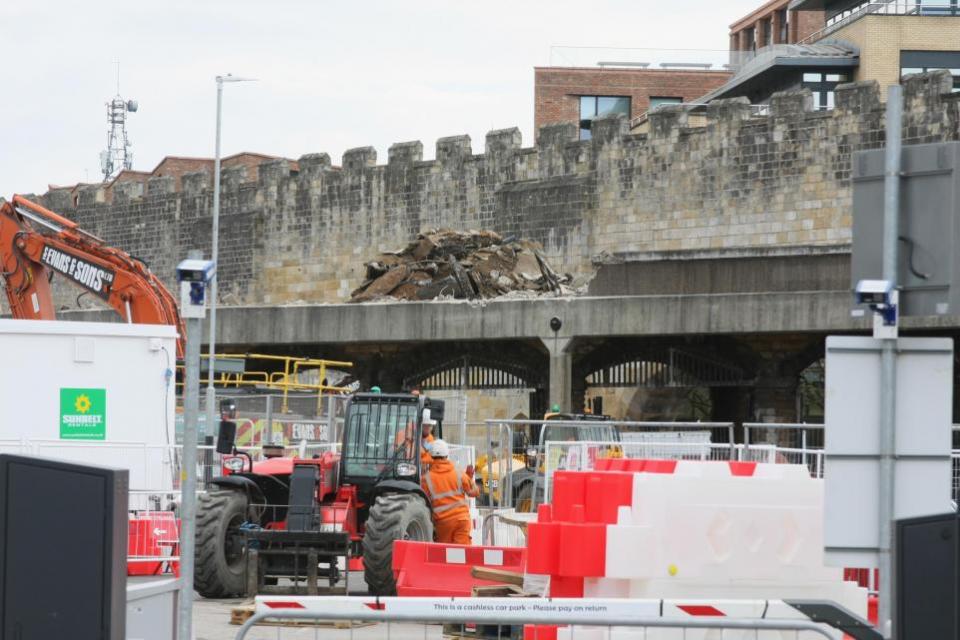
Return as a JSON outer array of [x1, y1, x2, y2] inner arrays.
[[0, 195, 184, 356]]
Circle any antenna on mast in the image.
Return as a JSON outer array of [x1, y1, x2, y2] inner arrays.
[[99, 62, 138, 182]]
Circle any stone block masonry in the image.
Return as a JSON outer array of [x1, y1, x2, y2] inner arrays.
[[37, 72, 960, 309]]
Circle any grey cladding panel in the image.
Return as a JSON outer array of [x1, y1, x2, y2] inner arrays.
[[852, 142, 960, 316]]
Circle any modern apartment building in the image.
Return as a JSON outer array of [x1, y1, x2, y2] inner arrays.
[[703, 0, 960, 108], [729, 0, 825, 54]]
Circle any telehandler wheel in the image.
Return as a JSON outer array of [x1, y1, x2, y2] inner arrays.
[[362, 493, 433, 595], [515, 482, 535, 513], [195, 488, 249, 598]]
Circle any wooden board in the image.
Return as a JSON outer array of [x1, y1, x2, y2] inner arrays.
[[470, 566, 525, 586], [229, 604, 374, 628], [470, 584, 526, 597]]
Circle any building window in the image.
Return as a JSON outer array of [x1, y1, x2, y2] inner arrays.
[[579, 96, 631, 140], [901, 50, 960, 91], [802, 72, 849, 110], [778, 9, 789, 43], [649, 96, 683, 112], [762, 18, 772, 47]]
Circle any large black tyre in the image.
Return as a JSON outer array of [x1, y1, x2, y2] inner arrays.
[[362, 493, 433, 595], [195, 489, 249, 598], [515, 482, 535, 513]]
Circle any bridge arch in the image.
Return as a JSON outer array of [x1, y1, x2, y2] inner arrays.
[[400, 341, 548, 419], [573, 339, 757, 422]]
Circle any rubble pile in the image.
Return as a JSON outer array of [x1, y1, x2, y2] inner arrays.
[[349, 229, 574, 302]]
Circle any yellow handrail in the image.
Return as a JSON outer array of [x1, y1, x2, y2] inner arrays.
[[175, 353, 354, 413]]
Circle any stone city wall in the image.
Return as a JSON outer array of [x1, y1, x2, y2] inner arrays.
[[32, 71, 959, 311]]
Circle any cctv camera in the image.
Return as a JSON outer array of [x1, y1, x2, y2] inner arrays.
[[176, 259, 216, 284], [854, 279, 893, 307]]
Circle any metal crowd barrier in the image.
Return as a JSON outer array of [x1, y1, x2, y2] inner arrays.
[[234, 596, 842, 639]]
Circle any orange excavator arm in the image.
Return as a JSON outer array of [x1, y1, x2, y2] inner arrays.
[[1, 195, 185, 358]]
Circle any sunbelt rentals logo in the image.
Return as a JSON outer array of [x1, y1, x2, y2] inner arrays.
[[60, 388, 106, 440]]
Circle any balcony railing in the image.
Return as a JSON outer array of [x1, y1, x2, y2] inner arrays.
[[548, 46, 733, 72], [799, 0, 960, 44]]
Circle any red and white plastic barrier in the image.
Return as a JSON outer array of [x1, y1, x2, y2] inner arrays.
[[127, 511, 180, 576], [526, 460, 868, 620], [391, 540, 526, 596]]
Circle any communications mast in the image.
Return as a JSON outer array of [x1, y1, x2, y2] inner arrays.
[[99, 64, 138, 181]]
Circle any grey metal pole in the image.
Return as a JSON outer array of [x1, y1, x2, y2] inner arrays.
[[877, 83, 902, 639], [204, 77, 224, 439], [265, 394, 273, 444], [178, 313, 203, 640]]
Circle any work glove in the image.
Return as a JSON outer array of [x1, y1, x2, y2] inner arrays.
[[465, 464, 475, 478]]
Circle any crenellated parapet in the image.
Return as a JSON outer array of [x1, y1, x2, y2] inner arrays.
[[36, 72, 960, 308]]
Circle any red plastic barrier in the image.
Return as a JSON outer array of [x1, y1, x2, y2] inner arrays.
[[127, 512, 180, 576], [392, 540, 526, 597], [594, 458, 679, 474], [551, 472, 586, 522], [727, 461, 757, 476], [524, 624, 561, 639], [553, 471, 633, 525], [557, 517, 606, 577], [549, 575, 584, 597], [527, 504, 561, 575]]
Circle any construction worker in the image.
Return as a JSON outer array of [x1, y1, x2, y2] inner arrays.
[[421, 439, 478, 545], [420, 417, 436, 469]]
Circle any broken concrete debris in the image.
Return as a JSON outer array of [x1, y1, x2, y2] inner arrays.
[[349, 229, 574, 302]]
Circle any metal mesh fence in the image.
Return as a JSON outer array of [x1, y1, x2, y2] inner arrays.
[[743, 423, 825, 450], [176, 393, 349, 447]]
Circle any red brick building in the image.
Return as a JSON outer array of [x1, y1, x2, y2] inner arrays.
[[91, 152, 298, 202], [534, 66, 732, 138], [728, 0, 825, 55]]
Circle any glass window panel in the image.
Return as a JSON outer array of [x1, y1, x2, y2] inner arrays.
[[803, 72, 822, 82], [580, 127, 592, 141], [826, 91, 835, 109], [900, 67, 924, 76], [826, 73, 847, 82], [580, 95, 597, 119], [597, 96, 630, 116], [649, 96, 682, 110]]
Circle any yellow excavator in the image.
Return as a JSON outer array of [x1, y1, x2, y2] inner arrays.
[[475, 410, 621, 512]]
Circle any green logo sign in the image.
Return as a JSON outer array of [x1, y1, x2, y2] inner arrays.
[[60, 388, 106, 440]]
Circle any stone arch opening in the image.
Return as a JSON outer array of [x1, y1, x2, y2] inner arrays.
[[400, 342, 548, 426], [577, 343, 754, 423]]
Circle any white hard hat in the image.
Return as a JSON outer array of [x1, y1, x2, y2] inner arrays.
[[430, 439, 449, 458]]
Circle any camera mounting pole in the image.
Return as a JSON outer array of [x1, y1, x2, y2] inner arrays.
[[176, 252, 215, 640]]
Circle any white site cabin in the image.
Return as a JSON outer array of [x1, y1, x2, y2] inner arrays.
[[0, 319, 178, 498]]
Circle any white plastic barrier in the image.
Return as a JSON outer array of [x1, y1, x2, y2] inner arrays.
[[598, 461, 867, 619]]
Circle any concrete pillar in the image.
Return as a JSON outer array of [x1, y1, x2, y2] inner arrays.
[[541, 337, 572, 413], [752, 378, 798, 423], [752, 351, 800, 426]]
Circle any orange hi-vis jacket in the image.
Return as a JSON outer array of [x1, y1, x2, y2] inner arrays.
[[421, 459, 474, 522], [421, 433, 435, 467]]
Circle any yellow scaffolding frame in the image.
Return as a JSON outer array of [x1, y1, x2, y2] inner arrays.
[[177, 353, 354, 414]]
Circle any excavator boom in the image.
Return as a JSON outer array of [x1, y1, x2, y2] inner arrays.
[[1, 195, 185, 358]]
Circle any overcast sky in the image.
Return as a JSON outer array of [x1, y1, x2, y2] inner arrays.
[[0, 0, 759, 196]]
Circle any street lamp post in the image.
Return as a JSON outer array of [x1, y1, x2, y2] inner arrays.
[[205, 74, 255, 439]]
